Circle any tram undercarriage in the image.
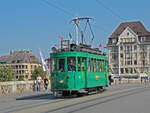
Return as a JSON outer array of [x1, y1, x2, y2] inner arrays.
[[52, 86, 105, 97]]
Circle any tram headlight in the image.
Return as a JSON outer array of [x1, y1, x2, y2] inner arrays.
[[59, 80, 63, 83]]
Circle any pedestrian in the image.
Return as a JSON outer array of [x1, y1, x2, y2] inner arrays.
[[33, 80, 36, 91], [119, 76, 121, 84], [140, 76, 143, 84], [36, 74, 42, 91], [44, 75, 49, 91], [109, 75, 112, 85], [144, 77, 148, 84]]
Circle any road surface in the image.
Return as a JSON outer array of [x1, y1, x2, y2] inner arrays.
[[0, 83, 150, 113]]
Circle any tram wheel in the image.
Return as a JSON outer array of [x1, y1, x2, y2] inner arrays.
[[62, 91, 70, 96], [77, 93, 84, 97]]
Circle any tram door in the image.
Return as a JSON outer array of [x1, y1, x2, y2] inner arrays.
[[76, 57, 87, 89]]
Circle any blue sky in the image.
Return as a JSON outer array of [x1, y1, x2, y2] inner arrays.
[[0, 0, 150, 58]]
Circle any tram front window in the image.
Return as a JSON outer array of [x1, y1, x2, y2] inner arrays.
[[68, 57, 76, 72], [59, 59, 65, 72]]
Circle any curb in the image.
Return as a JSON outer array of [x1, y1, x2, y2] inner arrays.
[[0, 98, 16, 103], [16, 93, 52, 100]]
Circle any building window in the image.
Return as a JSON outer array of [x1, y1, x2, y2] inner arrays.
[[134, 60, 137, 65], [127, 61, 132, 65], [112, 39, 116, 44], [16, 65, 18, 69], [134, 45, 137, 50], [121, 68, 124, 74], [120, 46, 123, 51], [120, 54, 123, 58], [125, 68, 128, 73], [141, 37, 146, 42], [16, 76, 18, 79]]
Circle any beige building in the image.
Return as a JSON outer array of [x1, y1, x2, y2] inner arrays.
[[0, 51, 41, 80], [107, 21, 150, 78]]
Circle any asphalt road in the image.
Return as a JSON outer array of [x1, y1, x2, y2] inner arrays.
[[0, 83, 150, 113]]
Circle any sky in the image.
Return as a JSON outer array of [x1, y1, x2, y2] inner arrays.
[[0, 0, 150, 58]]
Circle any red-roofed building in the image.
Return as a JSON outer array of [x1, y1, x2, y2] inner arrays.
[[107, 21, 150, 78], [0, 51, 41, 80]]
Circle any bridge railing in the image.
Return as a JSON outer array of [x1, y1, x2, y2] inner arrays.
[[0, 81, 46, 95]]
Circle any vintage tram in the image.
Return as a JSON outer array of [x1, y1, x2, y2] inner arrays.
[[50, 43, 109, 96], [50, 17, 109, 96]]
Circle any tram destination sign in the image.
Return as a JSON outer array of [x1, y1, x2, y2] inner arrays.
[[61, 40, 70, 50]]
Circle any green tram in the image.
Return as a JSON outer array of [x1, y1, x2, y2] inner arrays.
[[50, 44, 109, 96]]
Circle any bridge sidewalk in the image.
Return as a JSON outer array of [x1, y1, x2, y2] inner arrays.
[[0, 91, 52, 103]]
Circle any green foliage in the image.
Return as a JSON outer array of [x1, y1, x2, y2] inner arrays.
[[31, 66, 46, 80], [0, 66, 15, 82], [18, 76, 24, 81]]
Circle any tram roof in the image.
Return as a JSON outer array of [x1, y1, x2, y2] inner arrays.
[[50, 51, 107, 60]]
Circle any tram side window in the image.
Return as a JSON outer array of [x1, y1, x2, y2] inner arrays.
[[88, 58, 91, 72], [97, 59, 100, 72], [104, 60, 107, 71], [51, 58, 56, 72], [94, 59, 97, 72], [101, 60, 104, 72], [78, 57, 81, 71], [82, 58, 86, 72], [91, 58, 94, 72], [78, 57, 86, 72], [68, 57, 76, 72], [99, 60, 101, 72], [58, 59, 65, 72]]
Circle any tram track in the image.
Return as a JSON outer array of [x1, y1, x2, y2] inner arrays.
[[0, 95, 66, 113], [43, 85, 150, 113], [7, 84, 150, 113], [67, 86, 150, 113]]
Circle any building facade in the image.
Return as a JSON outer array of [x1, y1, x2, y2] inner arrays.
[[0, 51, 41, 80], [107, 21, 150, 78]]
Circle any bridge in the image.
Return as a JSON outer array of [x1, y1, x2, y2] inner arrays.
[[0, 83, 150, 113]]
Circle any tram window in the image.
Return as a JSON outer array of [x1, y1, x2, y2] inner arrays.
[[91, 59, 94, 72], [82, 58, 86, 72], [90, 59, 92, 72], [101, 60, 104, 72], [88, 59, 90, 72], [97, 59, 100, 72], [68, 57, 76, 72], [51, 58, 56, 72], [96, 59, 99, 72], [58, 59, 65, 72], [78, 57, 86, 72], [94, 59, 96, 72], [78, 57, 81, 71], [90, 58, 92, 72], [99, 59, 101, 72], [99, 60, 101, 72]]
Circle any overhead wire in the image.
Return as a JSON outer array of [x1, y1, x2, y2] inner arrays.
[[95, 0, 126, 21], [41, 0, 74, 17], [40, 0, 112, 46]]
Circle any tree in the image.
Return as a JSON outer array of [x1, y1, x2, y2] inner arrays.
[[31, 66, 46, 80], [0, 66, 15, 82], [18, 76, 24, 81]]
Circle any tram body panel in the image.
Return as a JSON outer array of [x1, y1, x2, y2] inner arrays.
[[50, 51, 109, 93]]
